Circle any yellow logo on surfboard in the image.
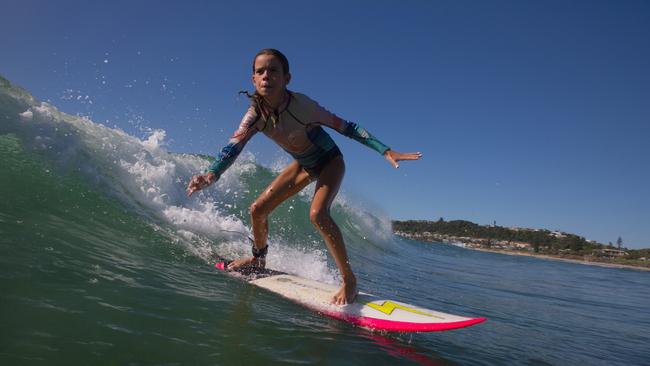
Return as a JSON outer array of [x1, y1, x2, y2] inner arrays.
[[365, 301, 443, 319]]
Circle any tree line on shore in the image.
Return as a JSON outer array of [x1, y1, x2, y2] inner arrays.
[[392, 219, 649, 259]]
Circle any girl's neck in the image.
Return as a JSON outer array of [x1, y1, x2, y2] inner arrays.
[[263, 90, 289, 110]]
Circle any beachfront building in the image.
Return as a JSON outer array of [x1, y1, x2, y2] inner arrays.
[[593, 248, 629, 258]]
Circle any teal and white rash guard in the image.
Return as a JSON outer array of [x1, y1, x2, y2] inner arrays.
[[208, 91, 390, 178]]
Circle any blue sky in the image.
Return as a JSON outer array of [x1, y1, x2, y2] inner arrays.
[[2, 0, 649, 248]]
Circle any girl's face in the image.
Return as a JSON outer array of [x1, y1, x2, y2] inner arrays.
[[252, 54, 291, 98]]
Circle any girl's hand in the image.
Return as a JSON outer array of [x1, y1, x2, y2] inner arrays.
[[384, 150, 423, 168], [186, 172, 217, 196]]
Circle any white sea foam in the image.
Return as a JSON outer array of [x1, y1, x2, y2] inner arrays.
[[19, 110, 33, 121]]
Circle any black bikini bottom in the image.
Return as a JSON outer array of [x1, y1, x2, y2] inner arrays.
[[302, 146, 342, 179]]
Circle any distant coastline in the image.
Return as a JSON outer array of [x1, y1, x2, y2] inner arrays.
[[470, 247, 650, 272], [393, 219, 650, 271]]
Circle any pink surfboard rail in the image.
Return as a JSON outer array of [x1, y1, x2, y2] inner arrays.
[[324, 310, 487, 332]]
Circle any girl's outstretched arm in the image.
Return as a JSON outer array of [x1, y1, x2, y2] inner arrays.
[[306, 95, 423, 167], [187, 107, 260, 196]]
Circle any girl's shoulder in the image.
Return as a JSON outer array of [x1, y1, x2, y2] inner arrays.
[[239, 103, 264, 131], [288, 91, 320, 109]]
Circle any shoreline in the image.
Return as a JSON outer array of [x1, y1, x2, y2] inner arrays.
[[469, 247, 650, 272], [393, 230, 650, 272]]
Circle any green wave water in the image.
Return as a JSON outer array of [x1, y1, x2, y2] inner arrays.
[[2, 76, 650, 366]]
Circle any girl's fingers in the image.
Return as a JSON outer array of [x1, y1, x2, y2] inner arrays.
[[387, 154, 399, 168], [394, 152, 422, 161], [186, 176, 203, 196]]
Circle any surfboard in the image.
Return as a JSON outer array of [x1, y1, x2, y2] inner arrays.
[[214, 258, 486, 333]]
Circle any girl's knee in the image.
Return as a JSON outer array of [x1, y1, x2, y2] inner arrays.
[[309, 208, 331, 228], [250, 200, 269, 219]]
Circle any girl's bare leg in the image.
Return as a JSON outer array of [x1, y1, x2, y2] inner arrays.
[[310, 156, 357, 305], [227, 160, 312, 270]]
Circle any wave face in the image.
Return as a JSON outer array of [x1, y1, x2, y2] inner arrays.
[[3, 75, 650, 366], [0, 75, 395, 283]]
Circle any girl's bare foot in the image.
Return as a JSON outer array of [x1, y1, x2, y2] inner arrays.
[[331, 275, 357, 305], [226, 256, 265, 271]]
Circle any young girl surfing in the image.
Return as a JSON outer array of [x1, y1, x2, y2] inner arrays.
[[187, 49, 422, 305]]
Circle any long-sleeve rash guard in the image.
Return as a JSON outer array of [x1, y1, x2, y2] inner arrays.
[[208, 92, 390, 179]]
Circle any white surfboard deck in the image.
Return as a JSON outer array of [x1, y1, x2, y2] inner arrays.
[[215, 260, 486, 333]]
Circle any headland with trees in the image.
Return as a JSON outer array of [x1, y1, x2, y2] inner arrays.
[[393, 219, 650, 270]]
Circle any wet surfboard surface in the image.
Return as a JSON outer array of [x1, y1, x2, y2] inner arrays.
[[213, 258, 486, 333]]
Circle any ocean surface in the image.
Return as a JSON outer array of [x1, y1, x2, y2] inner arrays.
[[2, 75, 649, 366]]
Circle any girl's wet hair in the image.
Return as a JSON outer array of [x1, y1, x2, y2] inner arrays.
[[252, 48, 290, 75]]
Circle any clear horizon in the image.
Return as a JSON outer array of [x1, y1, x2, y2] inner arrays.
[[1, 0, 648, 248]]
